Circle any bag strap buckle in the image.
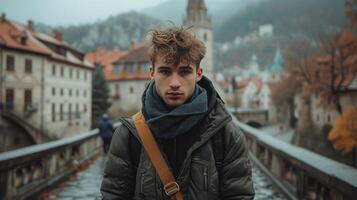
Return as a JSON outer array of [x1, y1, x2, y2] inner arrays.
[[164, 181, 180, 196]]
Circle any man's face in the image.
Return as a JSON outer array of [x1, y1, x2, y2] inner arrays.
[[151, 54, 203, 108]]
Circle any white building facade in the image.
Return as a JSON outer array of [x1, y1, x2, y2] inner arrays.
[[0, 16, 93, 141]]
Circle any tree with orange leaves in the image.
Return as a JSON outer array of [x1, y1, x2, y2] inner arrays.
[[328, 107, 357, 155], [284, 29, 357, 115], [345, 0, 357, 28]]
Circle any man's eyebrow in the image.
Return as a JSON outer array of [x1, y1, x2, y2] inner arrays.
[[157, 66, 171, 70], [178, 65, 193, 70]]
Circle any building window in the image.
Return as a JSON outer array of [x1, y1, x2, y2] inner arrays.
[[316, 114, 320, 122], [76, 89, 79, 97], [60, 88, 64, 96], [5, 88, 14, 110], [141, 63, 151, 73], [69, 68, 73, 79], [52, 88, 56, 96], [130, 86, 134, 94], [84, 71, 87, 80], [52, 103, 56, 122], [24, 89, 32, 110], [25, 59, 32, 73], [127, 63, 136, 74], [68, 104, 72, 120], [60, 66, 64, 77], [6, 55, 15, 71], [327, 114, 331, 123], [113, 64, 123, 73], [203, 33, 208, 42], [69, 89, 72, 96], [84, 90, 87, 97], [52, 64, 56, 76], [60, 104, 63, 121], [115, 84, 119, 95], [77, 69, 80, 79], [76, 103, 79, 119]]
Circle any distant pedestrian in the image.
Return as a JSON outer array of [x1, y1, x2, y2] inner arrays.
[[98, 114, 114, 154]]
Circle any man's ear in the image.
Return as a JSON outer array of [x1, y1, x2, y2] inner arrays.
[[150, 67, 154, 78], [196, 67, 203, 81]]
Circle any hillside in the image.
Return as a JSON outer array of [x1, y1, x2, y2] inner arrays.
[[216, 0, 347, 42], [142, 0, 261, 26], [52, 11, 160, 52]]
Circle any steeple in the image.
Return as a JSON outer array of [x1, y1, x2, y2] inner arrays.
[[270, 48, 284, 73], [184, 0, 211, 29]]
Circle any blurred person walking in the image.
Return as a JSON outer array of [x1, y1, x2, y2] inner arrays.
[[98, 114, 114, 154]]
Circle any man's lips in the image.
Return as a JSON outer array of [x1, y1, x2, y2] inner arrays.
[[166, 92, 183, 95], [166, 92, 183, 99]]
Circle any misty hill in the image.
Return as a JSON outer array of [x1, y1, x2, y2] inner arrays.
[[216, 0, 347, 42], [51, 11, 160, 52], [142, 0, 261, 26]]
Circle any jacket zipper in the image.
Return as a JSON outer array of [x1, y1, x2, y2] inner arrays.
[[203, 167, 208, 191], [140, 171, 145, 194]]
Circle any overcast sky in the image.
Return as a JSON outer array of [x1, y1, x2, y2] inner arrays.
[[0, 0, 167, 26]]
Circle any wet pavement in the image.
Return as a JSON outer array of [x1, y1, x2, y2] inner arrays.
[[49, 156, 286, 200]]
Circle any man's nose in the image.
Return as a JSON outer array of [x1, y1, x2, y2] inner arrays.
[[169, 73, 181, 90]]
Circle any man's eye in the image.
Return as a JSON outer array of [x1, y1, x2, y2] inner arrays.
[[159, 70, 171, 75], [180, 69, 191, 75]]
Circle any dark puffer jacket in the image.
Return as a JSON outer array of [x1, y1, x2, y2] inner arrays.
[[101, 78, 255, 200]]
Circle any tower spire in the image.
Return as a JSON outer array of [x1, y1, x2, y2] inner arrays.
[[184, 0, 211, 29]]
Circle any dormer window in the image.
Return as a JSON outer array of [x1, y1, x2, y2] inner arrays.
[[20, 35, 27, 45], [127, 63, 136, 74], [141, 63, 151, 73], [113, 64, 123, 74]]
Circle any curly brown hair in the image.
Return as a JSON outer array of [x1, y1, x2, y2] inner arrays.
[[147, 26, 206, 69]]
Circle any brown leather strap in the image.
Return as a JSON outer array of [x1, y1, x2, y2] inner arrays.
[[132, 112, 184, 200]]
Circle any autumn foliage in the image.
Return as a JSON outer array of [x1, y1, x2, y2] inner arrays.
[[328, 107, 357, 154]]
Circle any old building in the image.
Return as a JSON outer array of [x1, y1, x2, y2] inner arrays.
[[0, 14, 94, 144], [86, 44, 151, 113], [183, 0, 227, 101], [109, 44, 151, 112]]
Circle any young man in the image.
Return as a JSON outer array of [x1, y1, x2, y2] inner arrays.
[[101, 26, 255, 199]]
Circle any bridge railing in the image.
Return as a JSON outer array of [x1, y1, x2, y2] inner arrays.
[[232, 115, 357, 200], [0, 125, 108, 199]]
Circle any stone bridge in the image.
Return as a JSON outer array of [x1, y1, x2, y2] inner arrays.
[[229, 107, 269, 127], [0, 114, 356, 199]]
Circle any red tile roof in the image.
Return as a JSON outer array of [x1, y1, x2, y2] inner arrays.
[[0, 17, 93, 69], [0, 20, 52, 55], [114, 43, 150, 64], [86, 45, 151, 81], [85, 48, 128, 81]]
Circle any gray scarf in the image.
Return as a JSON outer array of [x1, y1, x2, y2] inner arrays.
[[142, 80, 208, 139]]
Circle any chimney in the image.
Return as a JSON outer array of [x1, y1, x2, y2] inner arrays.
[[27, 20, 34, 31], [53, 30, 63, 42], [1, 13, 6, 23]]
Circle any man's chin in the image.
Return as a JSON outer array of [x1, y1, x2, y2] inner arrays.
[[164, 99, 185, 108]]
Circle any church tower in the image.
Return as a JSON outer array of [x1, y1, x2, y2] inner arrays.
[[183, 0, 214, 79]]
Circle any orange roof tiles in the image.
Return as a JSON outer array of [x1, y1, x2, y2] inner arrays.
[[0, 20, 52, 55], [85, 45, 151, 81], [0, 17, 93, 69], [114, 43, 150, 64], [85, 48, 128, 81]]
